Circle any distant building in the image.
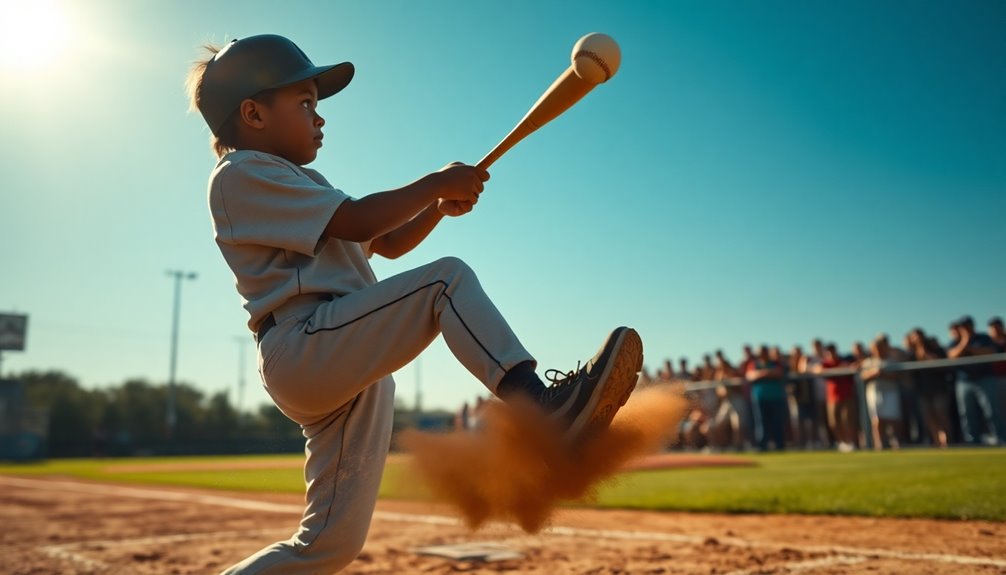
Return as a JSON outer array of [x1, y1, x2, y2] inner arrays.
[[0, 379, 47, 461]]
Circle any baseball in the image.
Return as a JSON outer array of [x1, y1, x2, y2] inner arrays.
[[570, 32, 621, 84]]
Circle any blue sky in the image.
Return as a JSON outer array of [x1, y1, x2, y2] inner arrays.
[[2, 0, 1003, 412]]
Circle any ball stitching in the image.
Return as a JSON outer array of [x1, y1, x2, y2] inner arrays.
[[574, 49, 611, 81]]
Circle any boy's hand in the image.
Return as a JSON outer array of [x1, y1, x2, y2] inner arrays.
[[438, 198, 474, 217], [433, 162, 489, 216]]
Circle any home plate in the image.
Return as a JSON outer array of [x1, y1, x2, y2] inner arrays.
[[413, 542, 524, 561]]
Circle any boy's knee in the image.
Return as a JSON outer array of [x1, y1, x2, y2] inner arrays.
[[304, 524, 370, 572], [327, 540, 369, 572], [433, 256, 473, 279]]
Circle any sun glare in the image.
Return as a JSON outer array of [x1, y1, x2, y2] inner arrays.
[[0, 0, 73, 72]]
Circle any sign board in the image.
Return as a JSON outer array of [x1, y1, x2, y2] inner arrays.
[[0, 314, 28, 351]]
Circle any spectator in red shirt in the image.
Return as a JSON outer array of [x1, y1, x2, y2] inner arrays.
[[816, 343, 860, 451]]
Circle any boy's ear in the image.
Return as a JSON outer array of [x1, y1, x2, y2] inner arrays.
[[238, 98, 267, 130]]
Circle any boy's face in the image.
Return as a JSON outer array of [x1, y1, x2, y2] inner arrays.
[[258, 79, 325, 165]]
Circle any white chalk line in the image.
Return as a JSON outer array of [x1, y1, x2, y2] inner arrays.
[[0, 475, 302, 513], [3, 475, 1005, 569], [39, 545, 109, 571]]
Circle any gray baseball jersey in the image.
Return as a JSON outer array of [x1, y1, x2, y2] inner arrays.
[[208, 150, 376, 331]]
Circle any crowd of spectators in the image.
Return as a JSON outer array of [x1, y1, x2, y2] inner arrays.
[[641, 315, 1006, 452]]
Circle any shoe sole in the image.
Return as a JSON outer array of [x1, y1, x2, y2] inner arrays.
[[569, 327, 643, 442]]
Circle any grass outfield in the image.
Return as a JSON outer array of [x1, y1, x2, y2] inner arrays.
[[1, 449, 1004, 521]]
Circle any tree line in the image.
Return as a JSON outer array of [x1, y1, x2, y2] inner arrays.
[[10, 370, 305, 457], [5, 370, 453, 459]]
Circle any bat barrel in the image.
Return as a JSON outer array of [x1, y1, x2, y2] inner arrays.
[[476, 67, 595, 171]]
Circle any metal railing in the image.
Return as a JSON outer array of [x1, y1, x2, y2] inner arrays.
[[672, 353, 1006, 449], [678, 353, 1006, 391]]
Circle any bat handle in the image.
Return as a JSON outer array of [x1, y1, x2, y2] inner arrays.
[[475, 154, 497, 173], [475, 121, 538, 172]]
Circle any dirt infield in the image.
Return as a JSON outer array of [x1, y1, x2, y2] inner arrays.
[[2, 475, 1004, 575]]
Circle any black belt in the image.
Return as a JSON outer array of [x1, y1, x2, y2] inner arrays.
[[255, 294, 334, 343], [255, 314, 277, 343]]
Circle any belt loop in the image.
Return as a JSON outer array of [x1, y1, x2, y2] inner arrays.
[[257, 293, 333, 342]]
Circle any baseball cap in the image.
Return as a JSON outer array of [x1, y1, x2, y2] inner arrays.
[[198, 34, 354, 135]]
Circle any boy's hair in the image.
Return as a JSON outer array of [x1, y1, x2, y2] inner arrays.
[[185, 43, 275, 158]]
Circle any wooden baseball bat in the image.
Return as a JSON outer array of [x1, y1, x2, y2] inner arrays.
[[476, 67, 595, 171]]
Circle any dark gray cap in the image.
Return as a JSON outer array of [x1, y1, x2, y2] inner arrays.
[[197, 34, 354, 135]]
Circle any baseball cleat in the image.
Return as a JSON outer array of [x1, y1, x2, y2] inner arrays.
[[540, 327, 643, 444]]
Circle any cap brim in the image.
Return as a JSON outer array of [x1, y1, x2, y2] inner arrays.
[[270, 61, 355, 100]]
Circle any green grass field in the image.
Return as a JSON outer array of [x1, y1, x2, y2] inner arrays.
[[2, 449, 1004, 521]]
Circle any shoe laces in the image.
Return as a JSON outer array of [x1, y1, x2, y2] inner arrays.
[[544, 361, 584, 390]]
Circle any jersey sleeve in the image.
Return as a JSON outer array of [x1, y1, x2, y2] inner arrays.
[[213, 154, 349, 256], [301, 166, 375, 260]]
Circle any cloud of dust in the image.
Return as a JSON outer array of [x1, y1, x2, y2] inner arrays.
[[399, 385, 685, 533]]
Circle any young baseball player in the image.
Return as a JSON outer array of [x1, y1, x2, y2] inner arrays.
[[186, 34, 642, 574]]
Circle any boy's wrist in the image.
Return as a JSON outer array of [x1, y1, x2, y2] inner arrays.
[[423, 172, 445, 203]]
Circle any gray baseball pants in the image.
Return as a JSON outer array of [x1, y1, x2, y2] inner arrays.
[[220, 256, 534, 574]]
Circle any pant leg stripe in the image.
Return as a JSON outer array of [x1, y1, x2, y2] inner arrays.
[[303, 280, 505, 372]]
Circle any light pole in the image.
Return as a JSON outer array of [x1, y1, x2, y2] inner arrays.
[[165, 269, 197, 440], [233, 335, 249, 421]]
